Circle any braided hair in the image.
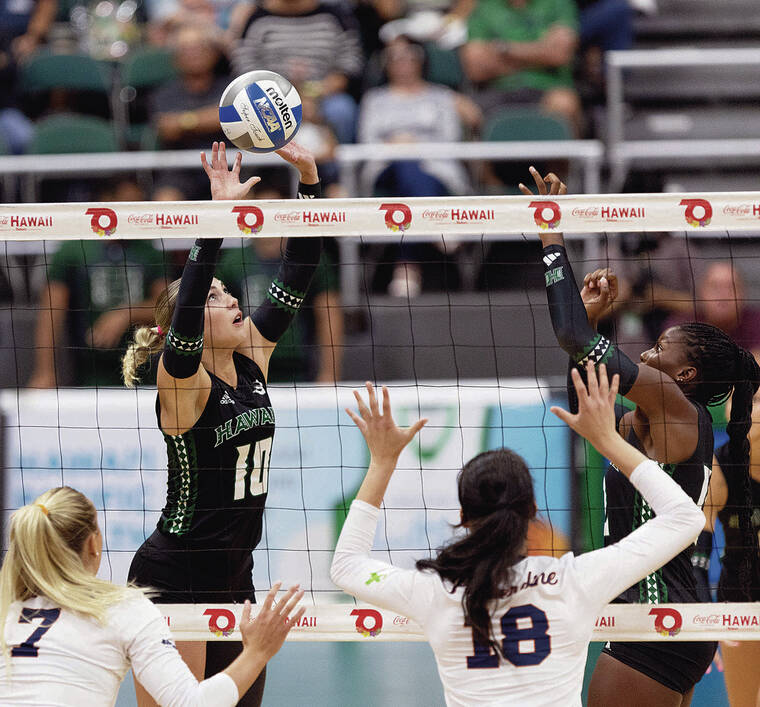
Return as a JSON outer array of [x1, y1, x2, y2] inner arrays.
[[416, 449, 536, 659], [678, 322, 760, 598]]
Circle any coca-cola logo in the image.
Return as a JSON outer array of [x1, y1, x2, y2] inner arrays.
[[679, 198, 712, 227], [204, 608, 236, 637], [649, 607, 682, 637], [274, 211, 301, 223], [422, 209, 450, 221], [86, 207, 117, 237], [351, 608, 383, 637], [379, 203, 412, 232], [128, 213, 154, 225], [529, 200, 561, 230], [393, 616, 409, 625], [232, 205, 264, 234], [572, 207, 599, 218], [693, 614, 720, 625]]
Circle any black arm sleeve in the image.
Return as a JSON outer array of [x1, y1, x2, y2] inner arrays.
[[251, 181, 323, 343], [163, 238, 222, 379], [543, 244, 639, 395]]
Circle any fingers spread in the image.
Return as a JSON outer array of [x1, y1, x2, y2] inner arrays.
[[529, 166, 547, 194], [550, 405, 572, 425], [353, 389, 371, 420], [366, 381, 379, 416]]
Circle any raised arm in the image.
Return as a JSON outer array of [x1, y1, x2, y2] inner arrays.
[[330, 384, 432, 619], [157, 142, 259, 434], [551, 363, 705, 604], [522, 167, 698, 463], [239, 142, 324, 379]]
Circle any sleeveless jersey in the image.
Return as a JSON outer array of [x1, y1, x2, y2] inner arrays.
[[604, 399, 713, 604], [715, 443, 760, 601], [156, 352, 275, 554]]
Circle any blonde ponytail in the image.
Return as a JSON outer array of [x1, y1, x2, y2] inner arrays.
[[121, 278, 181, 388], [0, 488, 145, 666], [122, 326, 164, 388]]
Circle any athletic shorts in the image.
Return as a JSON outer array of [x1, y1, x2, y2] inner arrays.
[[603, 640, 717, 694], [128, 528, 255, 604]]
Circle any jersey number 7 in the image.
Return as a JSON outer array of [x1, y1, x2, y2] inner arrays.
[[11, 608, 61, 657], [233, 437, 273, 500], [467, 603, 551, 668]]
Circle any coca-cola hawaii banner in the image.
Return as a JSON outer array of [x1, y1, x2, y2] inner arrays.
[[2, 193, 760, 239]]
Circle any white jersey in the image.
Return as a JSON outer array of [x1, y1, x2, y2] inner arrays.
[[0, 593, 238, 707], [331, 460, 704, 707]]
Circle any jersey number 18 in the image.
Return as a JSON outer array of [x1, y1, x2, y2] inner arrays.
[[233, 437, 273, 500]]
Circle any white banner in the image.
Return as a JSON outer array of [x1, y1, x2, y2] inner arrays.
[[0, 193, 759, 239], [1, 383, 570, 596], [161, 602, 760, 642]]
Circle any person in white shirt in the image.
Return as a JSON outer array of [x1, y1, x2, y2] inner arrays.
[[0, 486, 304, 706], [331, 363, 705, 707]]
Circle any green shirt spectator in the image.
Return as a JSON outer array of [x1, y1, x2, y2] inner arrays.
[[462, 0, 581, 133], [467, 0, 578, 92], [216, 240, 343, 383], [29, 240, 169, 388]]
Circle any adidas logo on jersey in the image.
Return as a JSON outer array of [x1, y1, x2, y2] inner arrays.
[[220, 391, 235, 405]]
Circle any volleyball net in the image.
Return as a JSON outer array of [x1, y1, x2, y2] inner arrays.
[[2, 192, 760, 642]]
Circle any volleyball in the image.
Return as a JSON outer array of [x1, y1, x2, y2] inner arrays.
[[218, 70, 302, 153]]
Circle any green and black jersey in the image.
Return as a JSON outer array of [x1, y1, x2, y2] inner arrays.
[[604, 399, 713, 604], [156, 352, 275, 554]]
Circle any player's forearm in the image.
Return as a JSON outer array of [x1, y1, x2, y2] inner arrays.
[[163, 239, 222, 378], [314, 291, 343, 382], [221, 647, 268, 699], [355, 457, 397, 508], [542, 244, 639, 395]]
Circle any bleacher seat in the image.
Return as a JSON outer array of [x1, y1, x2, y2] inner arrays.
[[28, 114, 120, 154]]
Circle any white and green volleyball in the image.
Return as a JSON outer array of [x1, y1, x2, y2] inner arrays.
[[218, 70, 302, 153]]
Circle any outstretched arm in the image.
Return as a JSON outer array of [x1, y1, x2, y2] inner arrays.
[[158, 142, 259, 434], [522, 167, 698, 463], [241, 142, 324, 378]]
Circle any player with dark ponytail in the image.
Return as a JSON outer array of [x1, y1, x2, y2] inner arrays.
[[331, 367, 705, 705], [522, 167, 760, 706], [415, 448, 537, 653]]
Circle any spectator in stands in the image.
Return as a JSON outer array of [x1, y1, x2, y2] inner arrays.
[[150, 22, 229, 200], [147, 0, 229, 46], [665, 261, 760, 353], [377, 0, 476, 49], [28, 180, 170, 388], [231, 0, 364, 144], [0, 0, 55, 153], [215, 183, 344, 382], [359, 36, 480, 294], [460, 0, 581, 134]]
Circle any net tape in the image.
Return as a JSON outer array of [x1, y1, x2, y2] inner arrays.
[[163, 602, 760, 642], [0, 193, 757, 239]]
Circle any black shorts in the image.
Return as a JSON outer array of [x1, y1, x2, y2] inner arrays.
[[603, 640, 717, 694], [128, 528, 255, 604]]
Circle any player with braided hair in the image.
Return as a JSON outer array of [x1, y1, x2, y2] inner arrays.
[[521, 167, 760, 706], [698, 385, 760, 707]]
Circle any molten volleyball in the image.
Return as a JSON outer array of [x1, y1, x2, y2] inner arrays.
[[218, 70, 302, 153]]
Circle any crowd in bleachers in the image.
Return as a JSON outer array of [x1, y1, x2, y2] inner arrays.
[[1, 0, 760, 387]]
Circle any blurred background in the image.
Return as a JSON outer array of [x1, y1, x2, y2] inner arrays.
[[2, 0, 760, 703]]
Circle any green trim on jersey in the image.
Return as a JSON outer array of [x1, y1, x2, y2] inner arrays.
[[635, 463, 676, 603], [166, 327, 204, 356], [161, 432, 200, 535]]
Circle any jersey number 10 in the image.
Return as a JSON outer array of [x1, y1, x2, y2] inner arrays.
[[233, 437, 273, 500]]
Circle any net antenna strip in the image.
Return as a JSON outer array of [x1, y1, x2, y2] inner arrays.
[[0, 192, 757, 240]]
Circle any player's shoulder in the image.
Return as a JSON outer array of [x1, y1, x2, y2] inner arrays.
[[106, 592, 163, 635]]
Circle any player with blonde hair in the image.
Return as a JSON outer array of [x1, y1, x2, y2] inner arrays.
[[0, 486, 304, 705]]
